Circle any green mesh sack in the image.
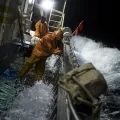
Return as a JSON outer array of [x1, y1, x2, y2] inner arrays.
[[58, 63, 107, 105]]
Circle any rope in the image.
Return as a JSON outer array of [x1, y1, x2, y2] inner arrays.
[[59, 74, 101, 120]]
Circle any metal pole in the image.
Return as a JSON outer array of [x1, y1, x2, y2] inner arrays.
[[62, 0, 67, 14], [61, 0, 67, 28], [24, 0, 29, 13], [30, 0, 35, 20]]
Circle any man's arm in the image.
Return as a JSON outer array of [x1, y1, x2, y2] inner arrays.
[[53, 49, 63, 55], [34, 22, 41, 37], [46, 23, 49, 33], [53, 41, 63, 55]]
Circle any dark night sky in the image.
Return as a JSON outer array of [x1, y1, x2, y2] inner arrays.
[[64, 0, 120, 48]]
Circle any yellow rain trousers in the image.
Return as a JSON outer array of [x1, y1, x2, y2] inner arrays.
[[19, 55, 46, 80]]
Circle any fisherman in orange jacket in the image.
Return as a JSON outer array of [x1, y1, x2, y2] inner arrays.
[[53, 22, 59, 31], [34, 16, 49, 38], [19, 29, 63, 80]]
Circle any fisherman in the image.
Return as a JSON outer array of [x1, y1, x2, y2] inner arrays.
[[53, 22, 59, 31], [31, 16, 49, 45], [19, 29, 63, 81], [34, 16, 49, 38]]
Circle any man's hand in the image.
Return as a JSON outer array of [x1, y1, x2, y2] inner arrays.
[[58, 52, 63, 57]]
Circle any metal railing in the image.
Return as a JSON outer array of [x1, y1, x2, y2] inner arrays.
[[63, 42, 83, 120], [46, 56, 61, 120], [62, 35, 90, 120]]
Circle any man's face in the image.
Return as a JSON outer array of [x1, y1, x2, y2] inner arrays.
[[41, 17, 46, 23]]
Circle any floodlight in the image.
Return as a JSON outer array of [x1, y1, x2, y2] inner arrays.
[[41, 0, 54, 10]]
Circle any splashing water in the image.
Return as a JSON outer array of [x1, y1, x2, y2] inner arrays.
[[0, 57, 24, 115], [0, 55, 59, 120], [71, 35, 120, 120], [4, 81, 53, 120]]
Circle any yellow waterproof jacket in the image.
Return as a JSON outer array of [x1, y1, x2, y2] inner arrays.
[[32, 32, 63, 58], [34, 21, 49, 38]]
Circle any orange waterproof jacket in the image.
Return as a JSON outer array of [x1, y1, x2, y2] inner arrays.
[[32, 32, 63, 58], [34, 21, 49, 38]]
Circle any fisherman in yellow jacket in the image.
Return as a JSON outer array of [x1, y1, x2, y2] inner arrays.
[[34, 16, 49, 38], [19, 29, 63, 80]]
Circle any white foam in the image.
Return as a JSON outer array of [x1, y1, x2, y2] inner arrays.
[[71, 35, 120, 85], [71, 35, 120, 119], [5, 81, 53, 120]]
